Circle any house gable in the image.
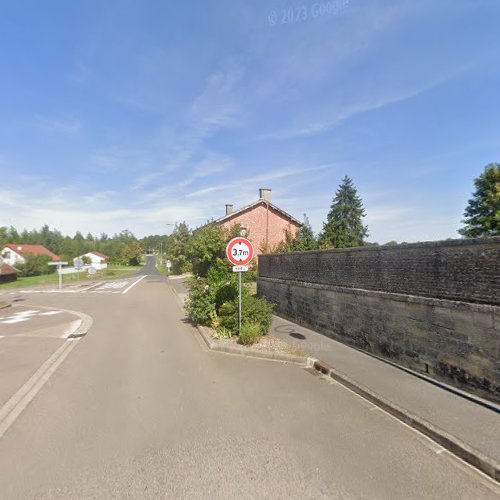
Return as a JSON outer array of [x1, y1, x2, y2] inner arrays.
[[3, 244, 60, 262], [219, 202, 302, 253]]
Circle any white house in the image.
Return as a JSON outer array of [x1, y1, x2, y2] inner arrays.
[[74, 251, 109, 270], [0, 244, 60, 266]]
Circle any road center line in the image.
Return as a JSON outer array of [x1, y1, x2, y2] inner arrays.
[[121, 274, 147, 294]]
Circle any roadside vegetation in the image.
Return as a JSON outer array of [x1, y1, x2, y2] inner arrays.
[[0, 227, 144, 266], [459, 163, 500, 237], [184, 223, 273, 345], [0, 265, 141, 289]]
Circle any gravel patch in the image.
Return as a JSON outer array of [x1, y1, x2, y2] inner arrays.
[[210, 332, 309, 358]]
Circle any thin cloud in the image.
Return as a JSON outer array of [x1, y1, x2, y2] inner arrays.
[[259, 73, 461, 141], [34, 115, 82, 135], [186, 163, 334, 198], [190, 63, 244, 136]]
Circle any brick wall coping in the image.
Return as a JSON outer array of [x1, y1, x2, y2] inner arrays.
[[260, 236, 500, 257]]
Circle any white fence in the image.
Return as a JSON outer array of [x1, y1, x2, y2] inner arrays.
[[57, 263, 108, 275]]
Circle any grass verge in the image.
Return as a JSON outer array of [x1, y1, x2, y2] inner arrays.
[[0, 266, 142, 289]]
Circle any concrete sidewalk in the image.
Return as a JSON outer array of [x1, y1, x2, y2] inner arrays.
[[270, 314, 500, 479]]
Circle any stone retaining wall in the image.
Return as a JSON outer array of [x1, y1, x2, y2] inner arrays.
[[258, 237, 500, 402], [258, 237, 500, 305]]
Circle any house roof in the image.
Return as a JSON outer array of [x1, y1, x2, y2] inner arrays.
[[214, 199, 303, 227], [85, 251, 109, 259], [0, 263, 20, 275], [3, 244, 61, 261]]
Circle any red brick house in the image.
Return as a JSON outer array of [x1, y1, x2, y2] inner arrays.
[[215, 188, 302, 253]]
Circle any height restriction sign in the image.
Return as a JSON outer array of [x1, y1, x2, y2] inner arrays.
[[226, 237, 254, 267]]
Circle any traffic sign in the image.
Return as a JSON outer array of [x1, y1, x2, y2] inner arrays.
[[74, 258, 84, 270], [166, 260, 172, 269], [226, 237, 254, 337], [226, 237, 254, 266]]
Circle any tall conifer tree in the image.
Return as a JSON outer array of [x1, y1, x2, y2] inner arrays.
[[459, 163, 500, 237], [320, 175, 368, 248]]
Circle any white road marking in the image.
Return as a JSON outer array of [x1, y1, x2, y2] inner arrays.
[[0, 310, 63, 324], [2, 318, 30, 324], [0, 307, 92, 440], [0, 338, 79, 439], [99, 281, 129, 290], [16, 279, 144, 296], [122, 275, 147, 294]]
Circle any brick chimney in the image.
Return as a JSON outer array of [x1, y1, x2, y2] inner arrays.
[[225, 204, 233, 215], [259, 188, 272, 203]]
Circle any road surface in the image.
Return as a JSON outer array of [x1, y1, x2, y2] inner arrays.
[[0, 257, 498, 498]]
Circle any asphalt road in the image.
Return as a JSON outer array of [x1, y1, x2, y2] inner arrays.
[[0, 305, 82, 408], [134, 255, 164, 277], [0, 257, 498, 499]]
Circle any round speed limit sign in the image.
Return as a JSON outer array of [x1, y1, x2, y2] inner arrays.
[[226, 237, 254, 266]]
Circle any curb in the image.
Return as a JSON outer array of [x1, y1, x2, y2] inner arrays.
[[306, 358, 500, 483], [196, 325, 308, 365], [0, 305, 93, 440], [171, 278, 499, 482], [169, 283, 307, 365], [23, 303, 94, 339]]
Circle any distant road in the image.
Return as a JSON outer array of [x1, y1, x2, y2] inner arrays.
[[134, 254, 163, 277]]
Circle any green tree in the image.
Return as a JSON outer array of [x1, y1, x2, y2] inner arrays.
[[0, 226, 7, 248], [166, 222, 192, 274], [295, 214, 317, 251], [188, 223, 228, 278], [121, 241, 142, 266], [6, 226, 20, 243], [319, 175, 368, 248], [273, 215, 317, 253], [17, 254, 54, 276], [459, 163, 500, 237]]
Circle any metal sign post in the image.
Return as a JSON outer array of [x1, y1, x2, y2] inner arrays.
[[48, 261, 68, 289], [226, 238, 254, 336], [239, 271, 242, 334], [74, 258, 83, 281]]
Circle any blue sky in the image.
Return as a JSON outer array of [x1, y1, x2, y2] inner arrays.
[[0, 0, 499, 243]]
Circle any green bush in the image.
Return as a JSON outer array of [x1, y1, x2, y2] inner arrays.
[[219, 292, 274, 336], [204, 260, 239, 310], [17, 254, 54, 276], [209, 311, 233, 339], [238, 322, 262, 345], [185, 277, 215, 325], [171, 254, 192, 275]]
